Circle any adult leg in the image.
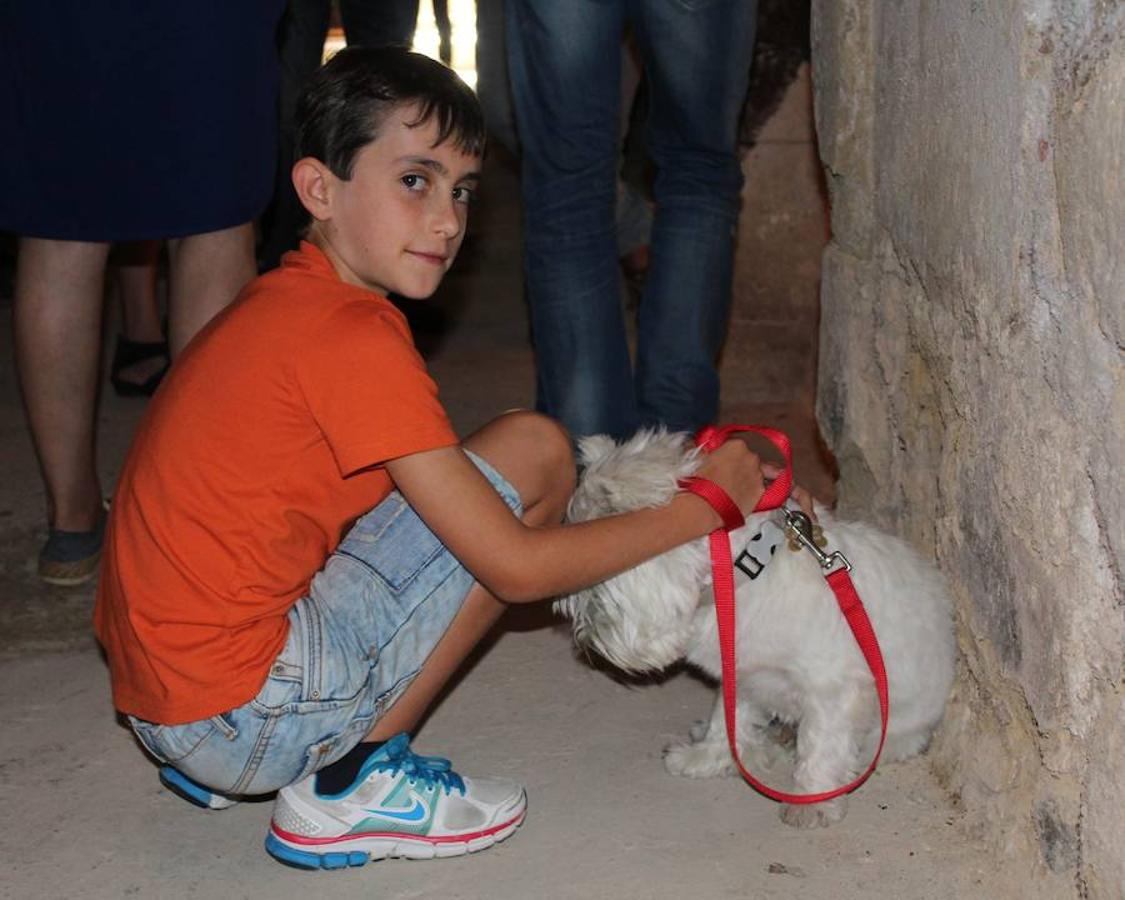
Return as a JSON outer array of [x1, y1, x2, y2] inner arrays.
[[631, 0, 757, 432], [507, 0, 636, 440], [432, 0, 452, 64], [475, 0, 519, 154], [114, 241, 164, 344], [13, 237, 110, 533], [110, 241, 168, 393], [166, 223, 257, 356], [340, 0, 420, 48], [364, 410, 574, 740]]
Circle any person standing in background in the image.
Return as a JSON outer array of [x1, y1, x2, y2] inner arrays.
[[476, 0, 654, 304], [506, 0, 758, 440], [0, 1, 285, 585]]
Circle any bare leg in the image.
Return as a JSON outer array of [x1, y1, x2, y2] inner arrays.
[[165, 223, 256, 357], [111, 241, 168, 390], [364, 410, 575, 741], [114, 241, 164, 343], [13, 237, 110, 531]]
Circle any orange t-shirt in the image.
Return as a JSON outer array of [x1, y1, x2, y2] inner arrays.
[[94, 242, 458, 724]]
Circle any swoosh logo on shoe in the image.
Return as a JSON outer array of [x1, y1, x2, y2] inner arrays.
[[364, 796, 428, 822]]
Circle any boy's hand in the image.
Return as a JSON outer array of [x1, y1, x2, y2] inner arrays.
[[692, 442, 817, 525], [691, 440, 767, 520], [786, 481, 816, 521]]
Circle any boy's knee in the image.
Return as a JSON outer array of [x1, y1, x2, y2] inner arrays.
[[502, 409, 574, 472], [538, 414, 576, 495], [482, 410, 576, 517]]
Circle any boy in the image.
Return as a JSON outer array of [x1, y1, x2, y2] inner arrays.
[[94, 47, 775, 870]]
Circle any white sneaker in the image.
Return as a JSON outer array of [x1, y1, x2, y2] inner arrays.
[[265, 733, 527, 870]]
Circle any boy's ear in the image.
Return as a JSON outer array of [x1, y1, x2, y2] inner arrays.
[[291, 157, 335, 223]]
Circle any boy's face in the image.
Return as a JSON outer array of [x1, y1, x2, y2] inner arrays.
[[312, 105, 482, 299]]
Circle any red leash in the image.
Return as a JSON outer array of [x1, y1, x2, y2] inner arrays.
[[677, 425, 889, 805]]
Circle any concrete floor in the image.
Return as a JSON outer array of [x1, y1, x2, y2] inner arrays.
[[0, 105, 1026, 899]]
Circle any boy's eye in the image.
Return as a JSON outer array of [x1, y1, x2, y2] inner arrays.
[[401, 173, 427, 190], [453, 185, 475, 205]]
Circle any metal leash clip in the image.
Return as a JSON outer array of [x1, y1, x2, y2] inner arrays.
[[782, 508, 852, 573]]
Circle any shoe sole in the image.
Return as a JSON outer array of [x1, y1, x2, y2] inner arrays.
[[264, 800, 526, 870], [38, 559, 101, 587], [39, 572, 99, 587], [39, 499, 111, 586], [159, 767, 238, 810]]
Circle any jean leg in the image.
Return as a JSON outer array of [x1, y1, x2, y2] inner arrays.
[[631, 0, 757, 432], [476, 0, 518, 154], [507, 0, 637, 440]]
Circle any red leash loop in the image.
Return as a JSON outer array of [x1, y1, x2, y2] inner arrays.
[[679, 425, 890, 806], [691, 424, 793, 512]]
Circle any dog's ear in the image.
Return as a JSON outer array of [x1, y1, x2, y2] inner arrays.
[[577, 434, 617, 468]]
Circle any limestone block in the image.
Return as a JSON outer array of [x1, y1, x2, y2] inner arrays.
[[1053, 26, 1125, 594], [1081, 692, 1125, 898], [810, 0, 874, 258], [815, 245, 890, 510], [817, 239, 945, 547], [821, 0, 1122, 724], [812, 0, 1124, 892], [871, 0, 1041, 304]]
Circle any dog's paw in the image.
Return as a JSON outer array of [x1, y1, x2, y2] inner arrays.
[[779, 798, 848, 829], [663, 739, 735, 779], [688, 719, 710, 743]]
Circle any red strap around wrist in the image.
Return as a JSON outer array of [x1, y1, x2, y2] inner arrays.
[[677, 476, 744, 532]]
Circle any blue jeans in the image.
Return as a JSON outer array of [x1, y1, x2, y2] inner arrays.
[[507, 0, 757, 439]]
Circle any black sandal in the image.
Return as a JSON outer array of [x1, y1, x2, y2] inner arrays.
[[110, 335, 170, 397]]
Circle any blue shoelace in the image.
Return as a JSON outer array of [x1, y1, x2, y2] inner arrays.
[[372, 734, 466, 795]]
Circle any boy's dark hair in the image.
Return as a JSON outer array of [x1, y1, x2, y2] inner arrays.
[[296, 45, 486, 181]]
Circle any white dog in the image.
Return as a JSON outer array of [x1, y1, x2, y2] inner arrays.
[[556, 429, 955, 828]]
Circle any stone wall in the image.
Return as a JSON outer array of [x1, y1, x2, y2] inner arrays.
[[810, 1, 1124, 896]]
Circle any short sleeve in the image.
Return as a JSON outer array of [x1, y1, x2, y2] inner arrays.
[[295, 301, 457, 476]]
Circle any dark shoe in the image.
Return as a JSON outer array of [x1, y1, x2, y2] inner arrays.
[[110, 335, 169, 398], [38, 505, 107, 587]]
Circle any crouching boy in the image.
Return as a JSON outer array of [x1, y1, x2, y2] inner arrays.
[[94, 47, 772, 870]]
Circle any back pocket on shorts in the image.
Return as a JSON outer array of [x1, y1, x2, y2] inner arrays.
[[335, 493, 456, 592], [130, 717, 220, 765]]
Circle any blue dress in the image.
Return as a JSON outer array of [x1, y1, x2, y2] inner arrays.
[[0, 1, 285, 241]]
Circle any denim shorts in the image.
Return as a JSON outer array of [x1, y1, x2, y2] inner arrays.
[[129, 451, 522, 796]]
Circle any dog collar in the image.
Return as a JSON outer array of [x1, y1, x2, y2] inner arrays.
[[733, 517, 787, 582]]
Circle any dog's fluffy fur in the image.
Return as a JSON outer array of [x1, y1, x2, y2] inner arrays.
[[556, 429, 955, 828]]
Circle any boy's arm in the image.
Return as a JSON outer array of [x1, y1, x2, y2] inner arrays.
[[385, 442, 765, 604]]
